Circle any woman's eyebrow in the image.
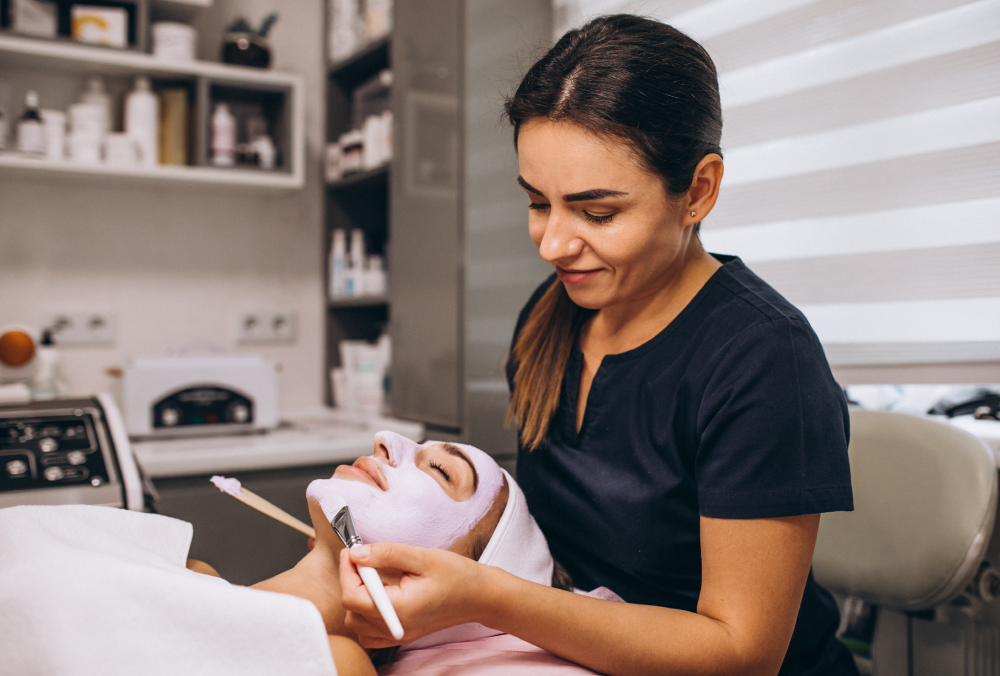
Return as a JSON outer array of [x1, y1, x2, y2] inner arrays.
[[440, 444, 479, 490], [516, 176, 627, 202]]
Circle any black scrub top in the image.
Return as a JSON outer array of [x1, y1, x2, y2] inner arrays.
[[511, 256, 857, 676]]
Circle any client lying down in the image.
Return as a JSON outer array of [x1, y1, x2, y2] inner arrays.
[[0, 432, 618, 676]]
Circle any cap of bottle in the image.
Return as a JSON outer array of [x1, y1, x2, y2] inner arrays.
[[135, 76, 152, 91], [25, 91, 39, 108]]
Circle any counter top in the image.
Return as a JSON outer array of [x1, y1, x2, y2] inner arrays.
[[132, 411, 424, 478]]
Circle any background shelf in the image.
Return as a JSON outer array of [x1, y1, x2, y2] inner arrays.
[[326, 164, 388, 191], [328, 296, 389, 308], [329, 35, 390, 87]]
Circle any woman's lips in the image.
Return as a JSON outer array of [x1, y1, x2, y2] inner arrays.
[[556, 267, 601, 285], [335, 458, 388, 491]]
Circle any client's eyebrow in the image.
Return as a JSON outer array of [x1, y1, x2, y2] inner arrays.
[[516, 176, 628, 202], [441, 443, 479, 491]]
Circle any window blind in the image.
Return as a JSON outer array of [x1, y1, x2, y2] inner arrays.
[[554, 0, 1000, 383]]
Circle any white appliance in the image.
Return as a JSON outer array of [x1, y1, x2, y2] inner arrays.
[[123, 355, 278, 438]]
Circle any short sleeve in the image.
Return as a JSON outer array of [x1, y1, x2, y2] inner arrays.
[[695, 317, 853, 519]]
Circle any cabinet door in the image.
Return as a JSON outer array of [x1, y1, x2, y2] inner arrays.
[[389, 0, 463, 429]]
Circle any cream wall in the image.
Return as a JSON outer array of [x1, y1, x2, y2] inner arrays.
[[0, 1, 328, 411]]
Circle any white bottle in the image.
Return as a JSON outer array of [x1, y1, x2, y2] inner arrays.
[[31, 330, 60, 400], [347, 229, 366, 296], [80, 76, 111, 136], [125, 76, 159, 166], [211, 102, 236, 166], [331, 229, 347, 298], [17, 91, 45, 156]]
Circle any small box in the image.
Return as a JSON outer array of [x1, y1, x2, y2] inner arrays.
[[11, 0, 58, 39], [71, 6, 129, 48]]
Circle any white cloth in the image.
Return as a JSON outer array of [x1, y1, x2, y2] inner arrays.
[[0, 505, 336, 676], [403, 468, 554, 650]]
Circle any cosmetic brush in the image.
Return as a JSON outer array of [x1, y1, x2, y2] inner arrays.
[[210, 475, 316, 538], [328, 495, 405, 640]]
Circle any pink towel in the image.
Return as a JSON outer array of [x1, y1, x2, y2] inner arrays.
[[381, 588, 623, 675]]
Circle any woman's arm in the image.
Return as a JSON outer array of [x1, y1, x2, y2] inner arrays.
[[341, 513, 819, 676]]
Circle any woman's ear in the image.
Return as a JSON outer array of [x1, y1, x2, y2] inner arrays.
[[449, 476, 510, 560], [684, 153, 724, 225]]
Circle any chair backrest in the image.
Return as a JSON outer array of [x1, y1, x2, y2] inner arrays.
[[813, 409, 998, 611]]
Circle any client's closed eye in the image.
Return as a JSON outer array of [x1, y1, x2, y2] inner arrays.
[[416, 443, 477, 502], [429, 461, 451, 481]]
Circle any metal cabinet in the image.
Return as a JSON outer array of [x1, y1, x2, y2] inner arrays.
[[389, 0, 553, 459]]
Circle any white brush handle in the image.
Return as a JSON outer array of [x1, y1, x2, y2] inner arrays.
[[357, 564, 405, 640]]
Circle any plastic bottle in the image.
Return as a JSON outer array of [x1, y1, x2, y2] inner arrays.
[[331, 229, 347, 298], [125, 76, 159, 166], [211, 102, 236, 166], [80, 76, 111, 135], [31, 330, 60, 400], [17, 91, 44, 156], [347, 229, 366, 296]]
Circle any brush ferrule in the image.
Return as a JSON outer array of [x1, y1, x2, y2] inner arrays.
[[330, 505, 364, 549]]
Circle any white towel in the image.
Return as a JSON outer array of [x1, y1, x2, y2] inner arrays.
[[403, 468, 554, 650], [0, 504, 336, 676]]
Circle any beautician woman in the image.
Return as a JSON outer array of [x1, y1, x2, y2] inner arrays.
[[341, 15, 857, 676]]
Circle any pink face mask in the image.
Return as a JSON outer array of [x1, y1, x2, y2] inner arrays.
[[306, 431, 505, 549]]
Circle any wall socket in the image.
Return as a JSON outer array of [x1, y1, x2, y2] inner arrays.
[[43, 309, 117, 345], [237, 310, 297, 344]]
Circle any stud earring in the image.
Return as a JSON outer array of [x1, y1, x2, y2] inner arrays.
[[690, 211, 696, 217]]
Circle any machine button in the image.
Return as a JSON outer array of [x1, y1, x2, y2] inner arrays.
[[229, 404, 250, 423], [91, 477, 104, 486], [38, 438, 59, 453], [6, 460, 28, 477], [44, 466, 65, 481], [66, 451, 87, 465], [161, 408, 180, 427]]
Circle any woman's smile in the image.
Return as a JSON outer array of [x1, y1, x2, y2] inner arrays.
[[556, 266, 602, 285]]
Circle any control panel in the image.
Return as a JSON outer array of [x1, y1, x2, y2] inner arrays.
[[152, 386, 254, 431], [0, 397, 140, 510]]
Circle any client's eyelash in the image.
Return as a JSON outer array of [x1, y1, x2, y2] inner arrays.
[[429, 461, 451, 481], [528, 202, 549, 211]]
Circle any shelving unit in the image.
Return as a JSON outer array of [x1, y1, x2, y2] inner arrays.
[[0, 32, 304, 189], [323, 33, 392, 406]]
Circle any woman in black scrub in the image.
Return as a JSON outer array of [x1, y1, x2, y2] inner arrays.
[[341, 15, 858, 676]]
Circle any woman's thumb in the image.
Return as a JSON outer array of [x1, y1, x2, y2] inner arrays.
[[350, 541, 422, 571]]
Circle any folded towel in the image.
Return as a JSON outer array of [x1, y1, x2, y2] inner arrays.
[[403, 468, 555, 651], [0, 504, 336, 676]]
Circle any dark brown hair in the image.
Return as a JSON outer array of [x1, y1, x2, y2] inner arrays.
[[504, 14, 723, 450]]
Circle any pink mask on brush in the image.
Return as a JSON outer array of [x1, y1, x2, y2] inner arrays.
[[306, 430, 504, 549]]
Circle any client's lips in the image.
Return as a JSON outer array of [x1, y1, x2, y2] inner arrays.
[[335, 456, 388, 491]]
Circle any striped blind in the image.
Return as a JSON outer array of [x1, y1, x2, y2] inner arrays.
[[554, 0, 1000, 383]]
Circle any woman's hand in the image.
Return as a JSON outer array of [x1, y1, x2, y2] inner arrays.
[[339, 543, 490, 649]]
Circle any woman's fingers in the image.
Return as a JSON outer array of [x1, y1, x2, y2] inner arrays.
[[348, 542, 430, 573]]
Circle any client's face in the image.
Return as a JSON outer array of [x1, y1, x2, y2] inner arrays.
[[306, 431, 506, 555]]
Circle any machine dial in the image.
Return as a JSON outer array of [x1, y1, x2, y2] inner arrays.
[[160, 407, 180, 427], [66, 451, 87, 466], [43, 466, 64, 482], [38, 437, 58, 453], [6, 460, 27, 477], [229, 403, 250, 423]]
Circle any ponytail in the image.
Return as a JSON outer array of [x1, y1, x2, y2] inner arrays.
[[507, 281, 593, 450]]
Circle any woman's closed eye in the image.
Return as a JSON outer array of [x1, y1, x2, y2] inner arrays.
[[429, 461, 451, 482], [582, 210, 614, 224], [528, 201, 549, 211]]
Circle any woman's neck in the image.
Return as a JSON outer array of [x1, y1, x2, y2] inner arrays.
[[585, 238, 721, 354], [251, 542, 353, 638]]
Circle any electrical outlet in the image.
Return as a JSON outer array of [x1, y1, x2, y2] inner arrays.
[[237, 310, 297, 344], [43, 309, 117, 345]]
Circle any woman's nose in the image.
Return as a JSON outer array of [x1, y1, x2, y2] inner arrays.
[[538, 210, 583, 263], [373, 439, 392, 465]]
